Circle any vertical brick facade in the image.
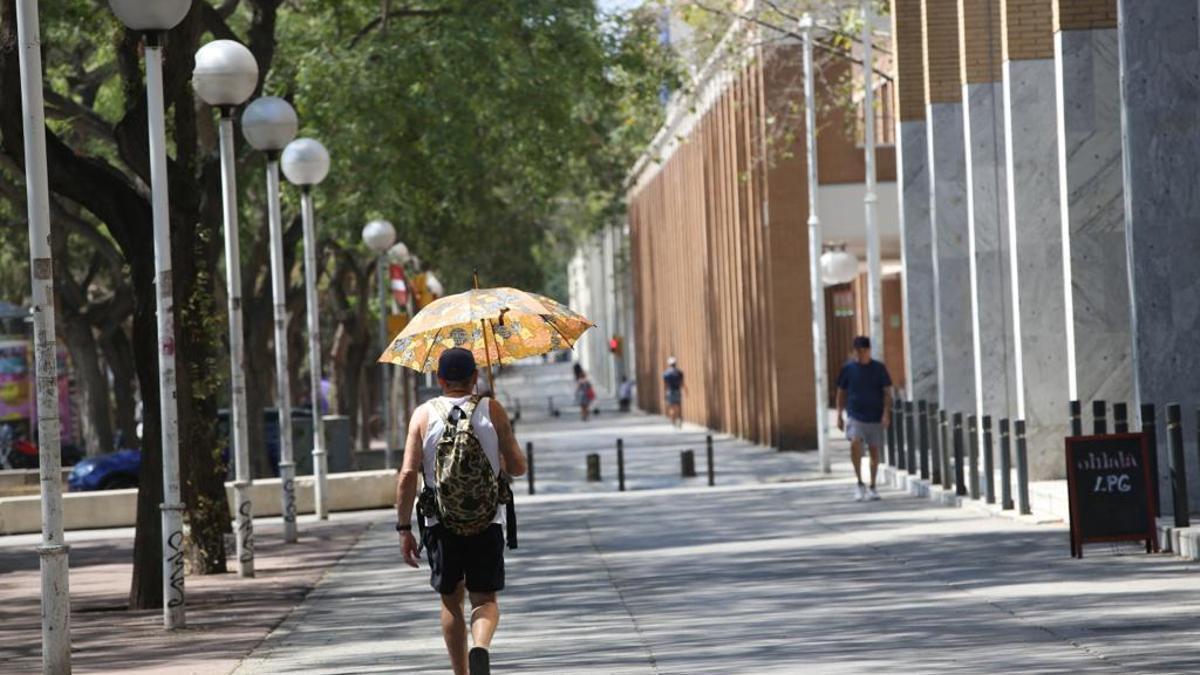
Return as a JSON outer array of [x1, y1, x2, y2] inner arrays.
[[959, 0, 1003, 83], [1001, 0, 1055, 60], [1053, 0, 1117, 32], [892, 0, 928, 120], [923, 0, 964, 102]]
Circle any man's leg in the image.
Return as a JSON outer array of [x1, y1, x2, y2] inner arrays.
[[849, 437, 864, 484], [867, 443, 880, 488], [469, 591, 500, 648], [441, 583, 469, 675]]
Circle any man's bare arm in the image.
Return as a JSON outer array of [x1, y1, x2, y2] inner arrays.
[[835, 388, 847, 417], [490, 399, 527, 477], [396, 406, 426, 526], [882, 387, 893, 427]]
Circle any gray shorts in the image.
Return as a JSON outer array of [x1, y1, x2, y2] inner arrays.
[[846, 418, 884, 449]]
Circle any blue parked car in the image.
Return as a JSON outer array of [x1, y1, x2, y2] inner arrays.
[[68, 449, 140, 491]]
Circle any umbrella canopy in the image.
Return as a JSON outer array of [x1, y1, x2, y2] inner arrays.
[[379, 287, 594, 373]]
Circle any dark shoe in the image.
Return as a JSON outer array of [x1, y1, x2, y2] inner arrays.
[[469, 647, 490, 675]]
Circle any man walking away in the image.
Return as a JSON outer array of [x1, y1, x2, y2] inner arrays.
[[663, 356, 685, 428], [835, 336, 892, 501], [396, 348, 528, 675]]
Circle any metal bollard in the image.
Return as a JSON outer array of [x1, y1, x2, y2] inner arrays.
[[940, 410, 952, 491], [929, 403, 941, 485], [681, 450, 696, 477], [895, 399, 907, 471], [953, 413, 966, 496], [1142, 403, 1160, 517], [1015, 419, 1031, 515], [617, 439, 626, 492], [1093, 400, 1107, 435], [586, 453, 601, 482], [706, 435, 715, 487], [905, 401, 917, 476], [999, 418, 1013, 510], [1069, 399, 1082, 436], [967, 415, 980, 499], [886, 405, 897, 466], [918, 400, 930, 480], [1167, 404, 1189, 528], [983, 416, 995, 504], [527, 441, 535, 496], [1114, 402, 1129, 433]]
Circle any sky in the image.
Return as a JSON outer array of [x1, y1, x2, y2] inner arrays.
[[599, 0, 645, 12]]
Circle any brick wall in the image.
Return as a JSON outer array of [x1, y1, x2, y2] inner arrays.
[[892, 0, 927, 120], [1053, 0, 1117, 32], [1001, 0, 1055, 61], [923, 0, 963, 103], [959, 0, 1003, 83]]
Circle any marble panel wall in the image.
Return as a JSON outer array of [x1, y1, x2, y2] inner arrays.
[[927, 103, 975, 415], [899, 121, 938, 404], [963, 81, 1018, 425], [1002, 58, 1071, 480], [1054, 28, 1132, 415], [1117, 1, 1200, 509]]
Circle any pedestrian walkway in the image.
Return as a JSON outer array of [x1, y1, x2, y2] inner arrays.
[[232, 362, 1200, 674]]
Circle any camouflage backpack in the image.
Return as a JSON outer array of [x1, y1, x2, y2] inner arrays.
[[429, 396, 500, 537]]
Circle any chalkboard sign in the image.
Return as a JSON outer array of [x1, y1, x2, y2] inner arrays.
[[1065, 432, 1158, 558]]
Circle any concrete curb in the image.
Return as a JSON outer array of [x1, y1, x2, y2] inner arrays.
[[879, 465, 1061, 526]]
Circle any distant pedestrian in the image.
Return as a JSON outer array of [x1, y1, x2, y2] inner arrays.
[[396, 348, 528, 675], [617, 376, 635, 412], [663, 356, 685, 428], [573, 363, 595, 421], [835, 336, 892, 502]]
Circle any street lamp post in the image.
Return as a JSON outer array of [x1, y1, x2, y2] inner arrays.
[[362, 220, 397, 470], [800, 13, 831, 474], [193, 39, 261, 578], [243, 97, 300, 544], [388, 242, 414, 424], [108, 0, 191, 630], [282, 139, 332, 519], [862, 0, 884, 362]]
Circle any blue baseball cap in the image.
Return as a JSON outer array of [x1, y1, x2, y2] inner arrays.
[[438, 347, 477, 381]]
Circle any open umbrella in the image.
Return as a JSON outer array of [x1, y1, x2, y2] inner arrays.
[[378, 285, 594, 389]]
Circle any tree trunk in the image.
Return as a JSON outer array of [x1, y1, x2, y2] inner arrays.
[[60, 310, 112, 456], [98, 323, 139, 449]]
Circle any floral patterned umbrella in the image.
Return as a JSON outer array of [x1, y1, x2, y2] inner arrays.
[[378, 287, 594, 379]]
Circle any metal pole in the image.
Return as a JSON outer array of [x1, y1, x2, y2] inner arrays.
[[145, 35, 185, 630], [967, 415, 980, 499], [301, 189, 329, 519], [861, 0, 883, 357], [526, 441, 535, 496], [929, 403, 941, 485], [1167, 403, 1189, 528], [940, 410, 951, 490], [15, 0, 72, 666], [379, 255, 393, 470], [905, 400, 916, 475], [918, 400, 930, 480], [953, 412, 966, 496], [999, 418, 1013, 510], [1015, 419, 1031, 515], [1092, 400, 1107, 435], [885, 402, 896, 466], [617, 438, 625, 492], [983, 415, 995, 504], [802, 16, 830, 475], [707, 434, 715, 487], [265, 157, 297, 544], [895, 399, 906, 471], [1069, 399, 1082, 436], [218, 112, 255, 577], [1142, 403, 1160, 517], [1114, 402, 1128, 433]]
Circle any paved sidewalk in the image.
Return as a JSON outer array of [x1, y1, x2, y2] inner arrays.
[[231, 363, 1200, 674]]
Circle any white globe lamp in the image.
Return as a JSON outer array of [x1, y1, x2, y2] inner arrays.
[[820, 249, 859, 286], [192, 40, 259, 108], [109, 0, 190, 31], [242, 97, 298, 152], [363, 220, 397, 254], [282, 138, 331, 187]]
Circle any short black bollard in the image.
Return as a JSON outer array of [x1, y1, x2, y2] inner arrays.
[[617, 439, 626, 492], [1093, 400, 1107, 435], [940, 410, 952, 491], [953, 413, 966, 496], [983, 415, 995, 504], [1142, 403, 1161, 517], [681, 450, 696, 477], [1167, 404, 1189, 528], [967, 415, 980, 499], [513, 398, 522, 423], [586, 453, 601, 482], [706, 435, 715, 487], [1114, 402, 1129, 433], [905, 401, 917, 476], [1015, 419, 1031, 515], [895, 399, 907, 471], [999, 418, 1014, 510], [886, 406, 897, 467], [1069, 399, 1083, 436], [527, 441, 535, 496], [918, 400, 930, 480], [929, 403, 942, 485]]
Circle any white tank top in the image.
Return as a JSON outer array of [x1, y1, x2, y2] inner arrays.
[[420, 395, 504, 527]]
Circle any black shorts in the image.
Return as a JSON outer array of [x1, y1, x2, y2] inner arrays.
[[425, 523, 505, 595]]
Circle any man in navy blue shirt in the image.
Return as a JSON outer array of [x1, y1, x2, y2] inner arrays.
[[835, 336, 893, 501]]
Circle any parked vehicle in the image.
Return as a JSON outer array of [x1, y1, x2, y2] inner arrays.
[[67, 449, 140, 492]]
